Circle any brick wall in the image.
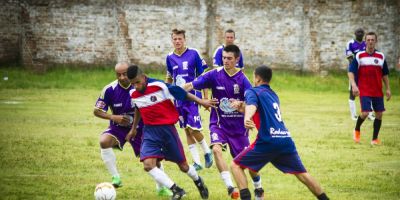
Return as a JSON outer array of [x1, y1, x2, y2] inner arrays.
[[1, 0, 399, 72]]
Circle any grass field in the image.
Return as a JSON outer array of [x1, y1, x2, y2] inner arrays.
[[0, 67, 399, 200]]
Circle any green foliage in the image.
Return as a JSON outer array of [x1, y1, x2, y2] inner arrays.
[[0, 68, 399, 199]]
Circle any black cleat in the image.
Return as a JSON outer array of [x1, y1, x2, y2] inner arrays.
[[194, 176, 209, 199], [254, 188, 264, 200], [170, 185, 186, 200]]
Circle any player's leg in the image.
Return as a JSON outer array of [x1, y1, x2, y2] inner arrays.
[[348, 84, 358, 120], [212, 143, 238, 198], [370, 97, 385, 145], [294, 173, 329, 200], [248, 171, 264, 200], [354, 97, 371, 143], [231, 161, 250, 200], [187, 104, 213, 169], [99, 130, 122, 187], [185, 128, 203, 170]]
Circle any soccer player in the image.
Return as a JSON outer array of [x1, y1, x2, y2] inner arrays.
[[93, 62, 172, 196], [230, 65, 329, 200], [166, 28, 213, 171], [348, 32, 391, 145], [345, 28, 374, 120], [184, 45, 263, 199], [126, 65, 216, 200], [213, 29, 244, 68]]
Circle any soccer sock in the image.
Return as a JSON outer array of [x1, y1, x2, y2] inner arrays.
[[198, 139, 211, 154], [252, 175, 262, 189], [317, 192, 329, 200], [220, 171, 234, 188], [148, 167, 174, 189], [186, 165, 199, 181], [239, 188, 251, 200], [100, 148, 119, 177], [348, 99, 356, 117], [355, 116, 366, 131], [188, 144, 201, 165], [373, 118, 382, 140], [156, 163, 165, 191]]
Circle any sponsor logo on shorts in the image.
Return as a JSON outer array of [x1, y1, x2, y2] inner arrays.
[[211, 132, 219, 141], [113, 103, 122, 107], [216, 86, 225, 90]]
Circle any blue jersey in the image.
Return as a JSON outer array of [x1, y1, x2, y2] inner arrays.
[[95, 80, 140, 128], [192, 67, 252, 136], [166, 47, 208, 106], [213, 44, 244, 68], [245, 84, 296, 153], [345, 39, 366, 58]]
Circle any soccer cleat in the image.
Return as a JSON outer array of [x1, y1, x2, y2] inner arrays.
[[353, 130, 361, 143], [111, 175, 122, 188], [157, 186, 173, 197], [228, 186, 240, 199], [194, 176, 209, 199], [371, 139, 381, 145], [367, 112, 375, 120], [193, 163, 203, 171], [204, 152, 213, 168], [171, 186, 186, 200], [254, 188, 265, 200]]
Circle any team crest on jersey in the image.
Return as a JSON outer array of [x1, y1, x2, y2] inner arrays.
[[182, 61, 188, 70], [374, 59, 379, 64], [233, 84, 239, 94], [95, 101, 106, 109], [150, 96, 157, 102]]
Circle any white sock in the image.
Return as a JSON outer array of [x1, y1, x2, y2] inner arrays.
[[253, 178, 262, 189], [220, 171, 234, 188], [198, 139, 211, 154], [188, 144, 201, 165], [148, 167, 174, 189], [186, 165, 199, 181], [156, 163, 165, 191], [101, 148, 119, 177], [349, 100, 356, 117]]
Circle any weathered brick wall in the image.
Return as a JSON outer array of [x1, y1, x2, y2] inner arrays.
[[1, 0, 399, 72]]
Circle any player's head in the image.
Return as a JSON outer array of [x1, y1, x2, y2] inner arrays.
[[222, 44, 241, 70], [127, 65, 146, 92], [254, 65, 272, 86], [365, 32, 377, 50], [115, 62, 130, 87], [354, 28, 365, 42], [171, 29, 186, 51], [224, 29, 236, 45]]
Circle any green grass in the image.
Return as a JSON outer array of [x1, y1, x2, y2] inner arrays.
[[0, 67, 399, 199]]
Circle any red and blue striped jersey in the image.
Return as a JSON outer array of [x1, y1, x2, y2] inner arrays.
[[349, 50, 389, 97], [129, 77, 188, 125]]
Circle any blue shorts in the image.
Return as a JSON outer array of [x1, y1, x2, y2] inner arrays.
[[176, 101, 202, 130], [233, 141, 306, 173], [102, 125, 143, 157], [140, 125, 186, 164], [360, 96, 385, 112]]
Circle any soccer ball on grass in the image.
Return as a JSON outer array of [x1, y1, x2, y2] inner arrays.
[[94, 182, 116, 200]]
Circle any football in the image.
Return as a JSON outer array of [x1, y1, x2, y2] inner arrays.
[[94, 182, 116, 200]]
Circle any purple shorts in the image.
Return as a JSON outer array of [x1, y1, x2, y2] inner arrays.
[[140, 125, 187, 164], [360, 96, 385, 112], [177, 102, 202, 130], [233, 142, 306, 173], [102, 125, 143, 157], [210, 125, 249, 158]]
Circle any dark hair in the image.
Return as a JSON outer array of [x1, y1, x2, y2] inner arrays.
[[365, 31, 378, 41], [223, 44, 241, 58], [354, 28, 364, 35], [127, 65, 142, 79], [254, 65, 272, 83], [225, 29, 235, 37], [171, 28, 186, 38]]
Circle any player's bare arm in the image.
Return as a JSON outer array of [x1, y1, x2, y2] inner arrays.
[[383, 75, 391, 101], [244, 105, 257, 129], [94, 108, 131, 126], [186, 92, 218, 110], [182, 82, 194, 91], [230, 99, 245, 113], [125, 108, 141, 141], [347, 72, 359, 97]]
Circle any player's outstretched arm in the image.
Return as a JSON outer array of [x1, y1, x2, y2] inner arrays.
[[244, 105, 257, 129], [94, 108, 130, 126], [230, 99, 245, 113], [186, 92, 218, 110]]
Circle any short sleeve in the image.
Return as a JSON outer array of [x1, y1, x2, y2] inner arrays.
[[245, 88, 258, 107], [192, 70, 213, 90]]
